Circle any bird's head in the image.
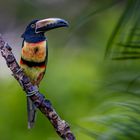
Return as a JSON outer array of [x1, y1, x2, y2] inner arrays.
[[21, 18, 69, 43]]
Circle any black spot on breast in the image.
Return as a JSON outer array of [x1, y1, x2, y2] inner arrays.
[[34, 47, 39, 54]]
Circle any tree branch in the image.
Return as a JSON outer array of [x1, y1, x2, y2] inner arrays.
[[0, 35, 76, 140]]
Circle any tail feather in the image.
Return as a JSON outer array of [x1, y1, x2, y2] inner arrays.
[[27, 97, 37, 129]]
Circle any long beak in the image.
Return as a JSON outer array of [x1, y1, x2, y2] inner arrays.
[[35, 18, 69, 33]]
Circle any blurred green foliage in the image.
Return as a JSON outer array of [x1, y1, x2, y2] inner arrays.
[[0, 0, 140, 140]]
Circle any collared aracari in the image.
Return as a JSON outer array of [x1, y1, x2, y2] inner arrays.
[[20, 18, 68, 128]]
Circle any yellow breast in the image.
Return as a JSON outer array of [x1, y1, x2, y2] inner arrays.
[[21, 41, 46, 62]]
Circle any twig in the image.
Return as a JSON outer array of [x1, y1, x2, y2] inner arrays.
[[0, 35, 76, 140]]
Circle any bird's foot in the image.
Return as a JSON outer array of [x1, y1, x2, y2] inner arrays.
[[27, 85, 39, 97]]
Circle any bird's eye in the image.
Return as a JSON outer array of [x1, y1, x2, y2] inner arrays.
[[31, 24, 35, 28]]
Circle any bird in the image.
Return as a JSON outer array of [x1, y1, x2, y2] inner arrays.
[[20, 18, 69, 129]]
